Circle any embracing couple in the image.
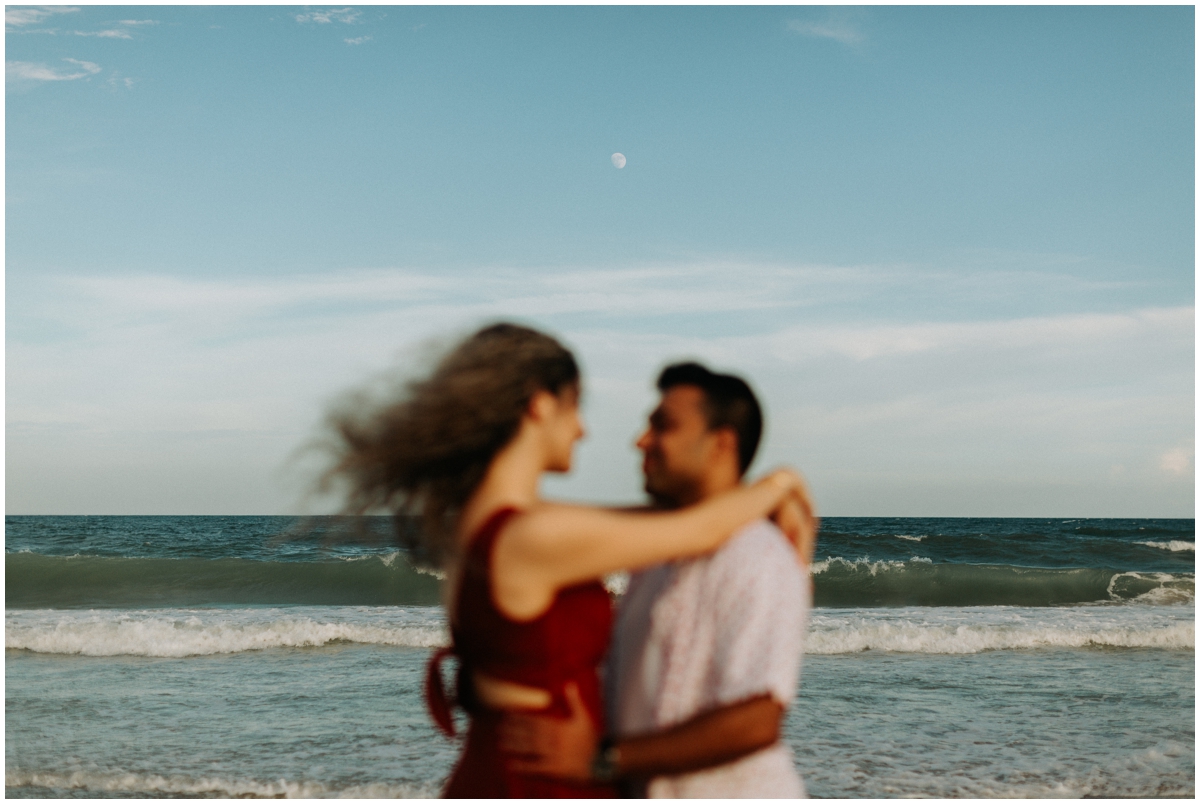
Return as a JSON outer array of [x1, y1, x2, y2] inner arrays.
[[329, 323, 817, 798]]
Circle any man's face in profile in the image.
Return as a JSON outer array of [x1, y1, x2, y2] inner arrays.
[[636, 385, 721, 507]]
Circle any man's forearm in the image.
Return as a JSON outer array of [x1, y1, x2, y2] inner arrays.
[[613, 694, 782, 779]]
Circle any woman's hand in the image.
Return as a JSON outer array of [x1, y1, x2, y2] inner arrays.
[[762, 470, 819, 567]]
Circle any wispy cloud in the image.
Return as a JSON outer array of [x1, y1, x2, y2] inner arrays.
[[750, 307, 1194, 363], [36, 263, 870, 328], [73, 29, 132, 39], [344, 35, 371, 45], [31, 262, 1180, 336], [7, 10, 155, 37], [1159, 447, 1193, 477], [5, 6, 79, 29], [295, 7, 361, 25], [787, 12, 865, 46], [7, 57, 101, 83]]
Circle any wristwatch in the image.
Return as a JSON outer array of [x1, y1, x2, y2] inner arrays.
[[590, 736, 621, 783]]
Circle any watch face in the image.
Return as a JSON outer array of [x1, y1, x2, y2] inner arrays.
[[590, 744, 618, 783]]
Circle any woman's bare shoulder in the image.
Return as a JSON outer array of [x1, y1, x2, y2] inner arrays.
[[506, 500, 601, 532], [501, 501, 650, 549], [495, 501, 578, 544]]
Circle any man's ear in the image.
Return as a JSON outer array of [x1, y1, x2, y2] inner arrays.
[[713, 426, 739, 463]]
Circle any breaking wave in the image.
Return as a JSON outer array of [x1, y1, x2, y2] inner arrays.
[[806, 610, 1194, 654], [1134, 540, 1195, 552], [5, 607, 448, 657], [7, 551, 1194, 611], [5, 553, 441, 609], [810, 557, 1193, 607], [8, 604, 1192, 658]]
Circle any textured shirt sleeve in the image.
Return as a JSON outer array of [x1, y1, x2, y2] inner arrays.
[[703, 521, 810, 708]]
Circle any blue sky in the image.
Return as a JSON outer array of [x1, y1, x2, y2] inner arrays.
[[6, 5, 1195, 515]]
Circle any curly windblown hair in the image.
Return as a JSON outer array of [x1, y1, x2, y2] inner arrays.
[[325, 323, 579, 568]]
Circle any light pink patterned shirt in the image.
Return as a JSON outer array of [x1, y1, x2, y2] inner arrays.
[[607, 519, 811, 798]]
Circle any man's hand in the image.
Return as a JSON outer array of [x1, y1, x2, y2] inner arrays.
[[498, 682, 599, 782], [769, 475, 818, 567]]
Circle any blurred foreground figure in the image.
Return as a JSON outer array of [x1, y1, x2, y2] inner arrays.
[[501, 363, 816, 797], [326, 327, 814, 798]]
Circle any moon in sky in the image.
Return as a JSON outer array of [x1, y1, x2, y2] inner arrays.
[[611, 152, 626, 169]]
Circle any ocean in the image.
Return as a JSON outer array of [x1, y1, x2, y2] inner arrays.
[[5, 515, 1194, 798]]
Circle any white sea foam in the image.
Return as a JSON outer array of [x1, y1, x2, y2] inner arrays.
[[5, 606, 449, 658], [810, 556, 932, 575], [334, 552, 395, 564], [894, 534, 926, 542], [4, 768, 440, 798], [806, 605, 1195, 655], [415, 565, 448, 580], [1134, 539, 1195, 552], [334, 550, 447, 579], [1107, 571, 1195, 604], [1129, 585, 1196, 605], [806, 618, 1193, 654]]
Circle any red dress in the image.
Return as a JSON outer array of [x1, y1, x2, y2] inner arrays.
[[425, 507, 617, 798]]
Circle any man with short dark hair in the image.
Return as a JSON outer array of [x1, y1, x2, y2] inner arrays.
[[501, 362, 815, 797]]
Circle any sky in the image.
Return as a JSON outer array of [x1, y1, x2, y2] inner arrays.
[[5, 4, 1195, 516]]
